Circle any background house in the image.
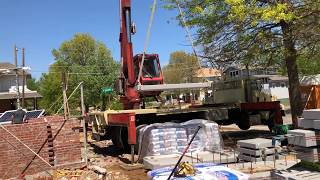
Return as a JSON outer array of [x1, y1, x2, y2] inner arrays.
[[0, 62, 42, 112], [195, 67, 222, 82], [223, 66, 289, 100]]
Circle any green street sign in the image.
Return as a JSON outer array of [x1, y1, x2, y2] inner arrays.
[[101, 87, 113, 94]]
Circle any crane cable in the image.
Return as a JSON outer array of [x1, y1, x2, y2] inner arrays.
[[176, 2, 211, 82], [137, 0, 157, 85]]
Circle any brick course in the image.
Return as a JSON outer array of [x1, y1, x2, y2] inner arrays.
[[0, 116, 82, 178]]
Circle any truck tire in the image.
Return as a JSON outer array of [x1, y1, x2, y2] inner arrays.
[[238, 112, 250, 130], [267, 112, 275, 132], [111, 126, 130, 152], [92, 133, 101, 141]]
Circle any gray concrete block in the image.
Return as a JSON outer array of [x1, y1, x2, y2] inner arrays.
[[237, 138, 273, 149], [314, 120, 320, 130], [287, 129, 317, 147], [303, 109, 320, 119], [298, 118, 314, 129], [237, 147, 275, 156], [298, 118, 320, 129], [294, 146, 319, 163]]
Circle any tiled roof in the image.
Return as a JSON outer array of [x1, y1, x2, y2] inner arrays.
[[0, 62, 31, 75], [195, 68, 221, 78], [0, 91, 42, 100]]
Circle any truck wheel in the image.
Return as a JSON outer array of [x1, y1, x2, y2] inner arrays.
[[111, 127, 130, 152], [267, 112, 275, 132], [238, 121, 250, 130], [238, 112, 250, 130], [92, 133, 101, 141]]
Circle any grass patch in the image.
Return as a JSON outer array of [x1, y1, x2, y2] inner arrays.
[[292, 160, 320, 171]]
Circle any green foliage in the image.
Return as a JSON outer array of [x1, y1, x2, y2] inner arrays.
[[162, 0, 320, 69], [162, 51, 199, 84], [38, 33, 119, 115], [163, 0, 320, 119], [297, 45, 320, 75], [26, 78, 39, 91]]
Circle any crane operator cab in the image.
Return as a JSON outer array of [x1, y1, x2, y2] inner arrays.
[[134, 54, 163, 85], [134, 53, 163, 97]]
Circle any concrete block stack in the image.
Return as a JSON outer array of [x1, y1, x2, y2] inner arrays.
[[298, 109, 320, 130], [289, 109, 320, 163], [237, 138, 279, 162]]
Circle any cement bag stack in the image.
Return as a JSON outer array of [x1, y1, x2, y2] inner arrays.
[[289, 109, 320, 162], [137, 119, 223, 161]]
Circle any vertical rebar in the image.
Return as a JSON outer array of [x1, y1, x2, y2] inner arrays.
[[285, 154, 287, 166], [196, 153, 199, 163], [191, 151, 193, 164], [273, 153, 276, 169], [212, 151, 215, 163]]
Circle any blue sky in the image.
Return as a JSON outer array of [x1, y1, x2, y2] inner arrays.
[[0, 0, 192, 79]]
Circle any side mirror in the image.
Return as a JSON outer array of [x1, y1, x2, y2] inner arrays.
[[131, 22, 136, 34]]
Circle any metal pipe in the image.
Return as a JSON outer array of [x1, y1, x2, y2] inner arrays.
[[80, 82, 88, 165], [15, 69, 20, 109], [167, 126, 201, 180], [22, 48, 25, 109], [131, 145, 135, 164], [14, 45, 20, 109]]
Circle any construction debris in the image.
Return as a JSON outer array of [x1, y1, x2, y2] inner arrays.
[[88, 165, 107, 175]]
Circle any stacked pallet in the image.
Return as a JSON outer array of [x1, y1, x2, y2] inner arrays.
[[237, 138, 279, 162], [289, 109, 320, 162]]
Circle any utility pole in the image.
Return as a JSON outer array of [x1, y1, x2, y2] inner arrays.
[[61, 72, 69, 120], [14, 45, 20, 109], [80, 82, 88, 164], [22, 48, 25, 109]]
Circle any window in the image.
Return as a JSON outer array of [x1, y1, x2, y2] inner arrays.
[[142, 58, 160, 78]]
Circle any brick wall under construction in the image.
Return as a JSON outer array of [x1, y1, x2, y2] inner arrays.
[[0, 116, 82, 178]]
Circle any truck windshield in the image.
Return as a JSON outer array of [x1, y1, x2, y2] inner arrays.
[[142, 58, 160, 78]]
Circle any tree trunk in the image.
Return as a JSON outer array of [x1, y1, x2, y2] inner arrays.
[[280, 20, 303, 127]]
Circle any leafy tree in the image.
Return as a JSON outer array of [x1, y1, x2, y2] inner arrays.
[[26, 78, 39, 91], [163, 0, 320, 125], [38, 33, 119, 115], [298, 45, 320, 75], [162, 51, 200, 84]]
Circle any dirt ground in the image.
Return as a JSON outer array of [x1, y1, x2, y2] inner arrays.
[[82, 123, 285, 180], [29, 114, 293, 180]]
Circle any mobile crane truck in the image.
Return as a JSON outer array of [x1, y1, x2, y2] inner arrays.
[[89, 0, 284, 164]]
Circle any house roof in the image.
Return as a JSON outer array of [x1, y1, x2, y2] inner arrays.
[[0, 91, 42, 100], [0, 62, 16, 69], [300, 74, 320, 85], [0, 62, 31, 75], [195, 68, 221, 78], [252, 75, 288, 81]]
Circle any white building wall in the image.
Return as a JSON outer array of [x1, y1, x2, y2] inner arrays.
[[0, 75, 24, 92], [270, 87, 289, 99]]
